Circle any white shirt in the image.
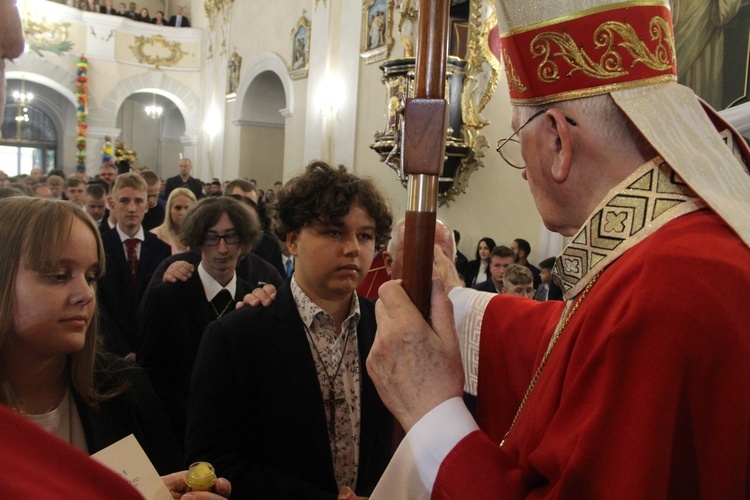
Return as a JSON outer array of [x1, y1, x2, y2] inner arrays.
[[116, 225, 145, 259], [197, 262, 237, 302]]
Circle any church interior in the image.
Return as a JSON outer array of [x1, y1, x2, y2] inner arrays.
[[2, 0, 749, 259]]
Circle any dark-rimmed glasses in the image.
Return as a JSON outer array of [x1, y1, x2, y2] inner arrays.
[[496, 109, 577, 169], [203, 231, 241, 246]]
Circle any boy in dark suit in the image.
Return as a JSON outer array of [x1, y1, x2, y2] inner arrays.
[[138, 196, 262, 446], [98, 173, 171, 359], [186, 161, 394, 499]]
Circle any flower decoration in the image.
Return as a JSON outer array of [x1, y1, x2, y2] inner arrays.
[[101, 136, 114, 165], [75, 55, 88, 171]]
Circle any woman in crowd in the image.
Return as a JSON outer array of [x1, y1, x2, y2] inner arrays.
[[0, 197, 184, 475], [462, 236, 496, 286], [137, 7, 150, 22], [152, 10, 167, 25], [151, 187, 196, 254]]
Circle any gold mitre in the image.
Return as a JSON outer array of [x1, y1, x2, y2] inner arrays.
[[491, 0, 750, 247]]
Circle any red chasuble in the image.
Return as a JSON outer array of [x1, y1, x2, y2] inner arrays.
[[0, 405, 142, 499], [433, 210, 750, 498]]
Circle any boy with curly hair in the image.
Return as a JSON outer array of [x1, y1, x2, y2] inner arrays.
[[186, 161, 394, 499]]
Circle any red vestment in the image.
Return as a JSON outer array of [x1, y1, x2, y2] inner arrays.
[[0, 405, 142, 498], [357, 250, 389, 299], [434, 210, 750, 498]]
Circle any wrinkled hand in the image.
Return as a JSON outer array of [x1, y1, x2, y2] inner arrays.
[[433, 244, 462, 293], [338, 486, 367, 499], [367, 278, 464, 432], [161, 471, 231, 499], [163, 261, 195, 284], [237, 283, 277, 309]]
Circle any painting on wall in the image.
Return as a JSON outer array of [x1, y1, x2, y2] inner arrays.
[[289, 11, 311, 80], [361, 0, 394, 64], [227, 51, 241, 99], [671, 0, 750, 110]]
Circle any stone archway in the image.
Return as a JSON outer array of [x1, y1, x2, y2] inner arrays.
[[233, 52, 290, 190], [90, 71, 200, 176]]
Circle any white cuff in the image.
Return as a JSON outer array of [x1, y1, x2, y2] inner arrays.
[[370, 397, 479, 499]]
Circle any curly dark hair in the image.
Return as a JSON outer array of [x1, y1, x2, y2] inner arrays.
[[274, 161, 393, 249], [180, 196, 261, 252]]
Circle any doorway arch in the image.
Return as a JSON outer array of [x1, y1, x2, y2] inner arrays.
[[233, 52, 291, 191]]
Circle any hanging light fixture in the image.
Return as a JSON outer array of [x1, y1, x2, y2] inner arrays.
[[144, 93, 163, 119], [13, 81, 33, 123]]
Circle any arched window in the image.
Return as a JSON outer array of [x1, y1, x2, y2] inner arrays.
[[0, 100, 58, 176]]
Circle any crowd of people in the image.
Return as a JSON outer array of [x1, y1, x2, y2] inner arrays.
[[73, 0, 190, 27]]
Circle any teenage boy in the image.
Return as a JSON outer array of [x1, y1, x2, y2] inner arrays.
[[186, 161, 394, 498], [98, 173, 170, 359]]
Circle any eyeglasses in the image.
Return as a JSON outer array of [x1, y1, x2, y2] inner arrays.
[[203, 231, 241, 246], [496, 108, 577, 169]]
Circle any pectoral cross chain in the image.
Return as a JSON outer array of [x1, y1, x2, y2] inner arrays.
[[324, 384, 347, 438]]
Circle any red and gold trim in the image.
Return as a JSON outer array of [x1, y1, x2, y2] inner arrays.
[[493, 3, 677, 105]]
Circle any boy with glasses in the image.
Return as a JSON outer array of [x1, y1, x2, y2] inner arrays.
[[138, 196, 261, 447]]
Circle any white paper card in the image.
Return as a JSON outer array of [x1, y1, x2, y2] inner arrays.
[[91, 434, 172, 500]]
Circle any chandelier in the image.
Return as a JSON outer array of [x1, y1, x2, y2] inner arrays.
[[12, 84, 33, 123], [144, 93, 163, 119]]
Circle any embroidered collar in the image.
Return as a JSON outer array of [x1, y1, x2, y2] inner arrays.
[[552, 157, 705, 299]]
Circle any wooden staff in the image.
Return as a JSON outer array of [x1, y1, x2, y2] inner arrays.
[[393, 0, 450, 448], [400, 0, 450, 319]]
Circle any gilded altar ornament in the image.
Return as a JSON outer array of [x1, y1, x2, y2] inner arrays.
[[205, 0, 234, 59], [372, 0, 497, 206], [461, 0, 500, 128], [130, 35, 186, 68], [532, 17, 675, 83], [115, 140, 137, 166], [22, 16, 73, 57], [397, 0, 418, 58]]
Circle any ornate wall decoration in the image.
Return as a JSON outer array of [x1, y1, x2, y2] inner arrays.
[[361, 0, 394, 64], [22, 16, 73, 57], [205, 0, 234, 59], [371, 0, 499, 206], [129, 35, 186, 68], [396, 0, 418, 58], [289, 11, 311, 80]]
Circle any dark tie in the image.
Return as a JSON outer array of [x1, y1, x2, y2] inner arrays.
[[285, 258, 293, 277], [124, 238, 139, 285], [210, 289, 234, 319]]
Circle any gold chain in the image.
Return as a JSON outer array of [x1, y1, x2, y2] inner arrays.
[[210, 293, 233, 318], [500, 273, 600, 447]]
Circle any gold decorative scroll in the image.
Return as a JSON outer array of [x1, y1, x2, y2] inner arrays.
[[130, 35, 186, 68], [532, 16, 675, 83], [22, 16, 73, 57], [205, 0, 234, 58]]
